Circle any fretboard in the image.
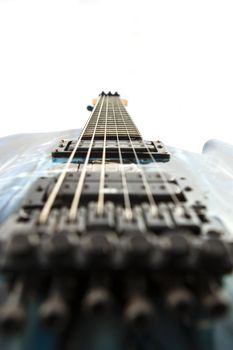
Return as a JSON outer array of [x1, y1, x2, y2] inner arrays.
[[52, 92, 170, 162], [82, 94, 142, 140]]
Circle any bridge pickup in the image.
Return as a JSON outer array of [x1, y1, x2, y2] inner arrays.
[[23, 173, 185, 209], [53, 181, 185, 206], [65, 171, 175, 183], [52, 139, 170, 163]]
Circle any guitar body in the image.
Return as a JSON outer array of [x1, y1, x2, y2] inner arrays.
[[0, 93, 233, 350]]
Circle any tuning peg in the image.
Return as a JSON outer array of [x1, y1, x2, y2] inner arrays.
[[39, 280, 70, 330], [0, 280, 26, 334], [87, 105, 93, 112]]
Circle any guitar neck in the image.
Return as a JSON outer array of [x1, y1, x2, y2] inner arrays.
[[52, 92, 170, 162], [82, 93, 142, 141]]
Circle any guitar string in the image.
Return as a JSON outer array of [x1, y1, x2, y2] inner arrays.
[[143, 144, 181, 206], [111, 96, 133, 220], [118, 99, 181, 208], [38, 96, 102, 225], [96, 96, 109, 215], [116, 99, 158, 216], [68, 96, 106, 221], [39, 93, 180, 225]]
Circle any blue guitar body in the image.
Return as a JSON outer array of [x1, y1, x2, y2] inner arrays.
[[0, 94, 233, 350]]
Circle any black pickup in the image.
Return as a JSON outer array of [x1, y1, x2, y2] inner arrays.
[[52, 140, 170, 162]]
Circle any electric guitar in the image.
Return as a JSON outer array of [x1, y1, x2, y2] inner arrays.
[[0, 92, 233, 350]]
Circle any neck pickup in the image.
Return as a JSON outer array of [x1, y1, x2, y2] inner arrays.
[[52, 139, 170, 163]]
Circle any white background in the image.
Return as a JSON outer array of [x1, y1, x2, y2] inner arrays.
[[0, 0, 232, 152]]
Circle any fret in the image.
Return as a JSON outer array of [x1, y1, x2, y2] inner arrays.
[[82, 95, 142, 141], [52, 93, 170, 162]]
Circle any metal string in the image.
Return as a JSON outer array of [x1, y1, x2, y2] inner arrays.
[[118, 99, 181, 208], [96, 96, 109, 215], [38, 96, 102, 225], [68, 96, 106, 221], [143, 143, 180, 206], [111, 97, 133, 220], [39, 93, 180, 226], [116, 99, 158, 216]]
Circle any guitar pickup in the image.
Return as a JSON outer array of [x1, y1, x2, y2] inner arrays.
[[52, 139, 170, 163]]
